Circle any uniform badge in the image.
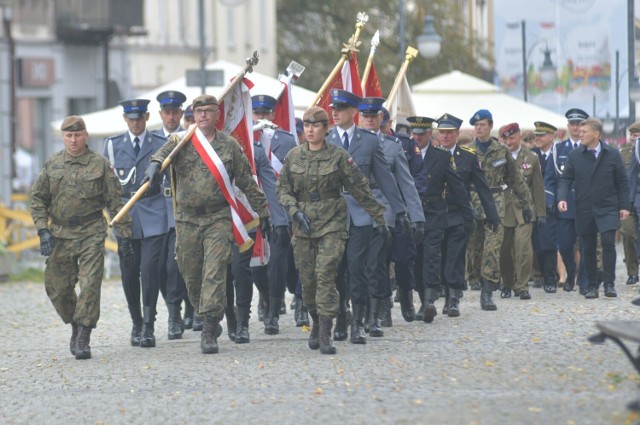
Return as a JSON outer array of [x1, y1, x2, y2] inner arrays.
[[560, 164, 565, 171], [414, 146, 420, 155], [348, 157, 354, 164], [521, 163, 531, 170], [491, 158, 507, 168]]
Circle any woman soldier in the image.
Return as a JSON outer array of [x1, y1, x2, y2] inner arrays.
[[277, 106, 387, 354]]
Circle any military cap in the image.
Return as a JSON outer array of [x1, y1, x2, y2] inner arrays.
[[381, 107, 391, 126], [60, 115, 86, 132], [407, 116, 435, 134], [119, 99, 150, 119], [302, 106, 329, 124], [500, 122, 520, 138], [565, 108, 589, 122], [252, 95, 277, 113], [534, 121, 557, 135], [358, 97, 386, 115], [184, 105, 194, 119], [436, 113, 463, 130], [192, 94, 218, 109], [295, 117, 304, 134], [330, 89, 361, 109], [629, 121, 640, 134], [156, 90, 187, 110], [469, 109, 493, 125]]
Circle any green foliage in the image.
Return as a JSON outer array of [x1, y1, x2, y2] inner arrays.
[[9, 267, 44, 283]]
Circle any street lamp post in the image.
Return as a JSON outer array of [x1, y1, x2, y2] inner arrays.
[[417, 14, 442, 59], [521, 20, 557, 102]]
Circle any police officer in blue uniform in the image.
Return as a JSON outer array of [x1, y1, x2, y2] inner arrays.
[[436, 113, 495, 317], [327, 89, 408, 344], [358, 98, 424, 327], [104, 99, 168, 348], [545, 108, 588, 293], [250, 94, 301, 330], [149, 90, 194, 339]]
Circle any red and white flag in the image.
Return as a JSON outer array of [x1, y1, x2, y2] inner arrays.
[[315, 53, 363, 125], [273, 76, 299, 144], [363, 61, 383, 98]]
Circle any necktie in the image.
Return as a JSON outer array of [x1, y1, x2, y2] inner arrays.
[[590, 149, 597, 159], [133, 137, 140, 156], [573, 143, 578, 150], [342, 132, 350, 150]]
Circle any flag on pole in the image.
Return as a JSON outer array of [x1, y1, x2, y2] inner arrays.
[[363, 61, 383, 97], [387, 75, 416, 129], [273, 76, 299, 144], [315, 53, 363, 124]]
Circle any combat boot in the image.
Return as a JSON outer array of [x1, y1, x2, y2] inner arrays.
[[480, 280, 498, 311], [235, 306, 250, 344], [193, 314, 203, 331], [380, 298, 393, 327], [308, 311, 320, 350], [350, 304, 367, 344], [264, 296, 280, 335], [201, 315, 219, 354], [333, 299, 351, 341], [318, 315, 336, 355], [369, 298, 384, 337], [297, 297, 310, 327], [279, 297, 287, 315], [128, 305, 143, 346], [70, 322, 78, 356], [442, 287, 450, 316], [140, 307, 156, 348], [397, 288, 415, 322], [258, 292, 266, 322], [447, 289, 462, 317], [415, 290, 426, 321], [225, 304, 237, 342], [543, 279, 557, 293], [422, 287, 438, 323], [166, 302, 184, 340], [183, 300, 194, 329], [74, 325, 92, 360]]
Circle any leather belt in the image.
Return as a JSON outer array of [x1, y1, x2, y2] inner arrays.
[[122, 185, 162, 199], [470, 186, 504, 194], [50, 210, 103, 227], [298, 190, 341, 202], [420, 195, 443, 207]]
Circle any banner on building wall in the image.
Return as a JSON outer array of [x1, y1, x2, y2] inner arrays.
[[494, 0, 628, 118]]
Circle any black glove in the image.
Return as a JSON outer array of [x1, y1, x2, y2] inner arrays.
[[37, 228, 55, 257], [546, 204, 556, 216], [293, 211, 311, 234], [374, 224, 391, 245], [396, 212, 411, 234], [523, 208, 533, 224], [412, 222, 425, 246], [464, 219, 476, 236], [536, 216, 546, 227], [489, 218, 501, 234], [272, 225, 290, 245], [144, 160, 162, 188], [117, 237, 134, 267], [259, 217, 271, 241]]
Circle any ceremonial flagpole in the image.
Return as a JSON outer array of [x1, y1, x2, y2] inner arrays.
[[110, 52, 260, 226], [361, 30, 380, 94], [383, 46, 417, 109], [310, 12, 369, 108]]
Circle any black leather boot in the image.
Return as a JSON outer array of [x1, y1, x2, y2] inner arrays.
[[128, 305, 143, 346], [448, 289, 462, 317], [308, 311, 319, 350], [350, 304, 367, 344], [369, 298, 384, 337], [166, 303, 184, 340], [380, 297, 393, 327], [422, 288, 438, 323], [193, 314, 203, 331], [543, 279, 557, 293], [74, 325, 92, 360], [258, 292, 266, 322], [70, 322, 78, 356], [297, 297, 310, 327], [201, 315, 219, 354], [480, 280, 498, 311], [442, 287, 450, 315], [264, 296, 280, 335], [333, 299, 350, 341], [235, 306, 250, 344], [397, 288, 415, 322], [183, 299, 194, 329], [225, 304, 237, 342], [319, 315, 336, 355], [140, 307, 156, 348]]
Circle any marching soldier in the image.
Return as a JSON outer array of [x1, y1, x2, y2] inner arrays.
[[435, 113, 497, 317], [498, 123, 545, 300], [277, 106, 386, 355], [31, 116, 133, 359], [326, 89, 409, 344], [620, 122, 640, 286], [466, 109, 532, 311], [104, 99, 169, 348]]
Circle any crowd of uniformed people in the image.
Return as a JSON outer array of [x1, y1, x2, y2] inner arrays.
[[31, 83, 640, 359]]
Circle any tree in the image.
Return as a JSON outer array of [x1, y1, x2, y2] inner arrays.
[[276, 0, 493, 97]]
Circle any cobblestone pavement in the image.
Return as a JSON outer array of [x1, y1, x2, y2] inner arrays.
[[1, 253, 640, 425]]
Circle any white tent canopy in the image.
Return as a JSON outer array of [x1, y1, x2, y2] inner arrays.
[[50, 60, 317, 138], [411, 70, 568, 131]]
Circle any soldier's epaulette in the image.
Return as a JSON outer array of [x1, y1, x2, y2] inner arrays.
[[359, 128, 378, 136], [383, 134, 400, 143], [274, 128, 293, 137], [150, 132, 167, 142], [459, 145, 476, 154]]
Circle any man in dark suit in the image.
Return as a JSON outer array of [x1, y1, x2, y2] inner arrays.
[[558, 118, 630, 299]]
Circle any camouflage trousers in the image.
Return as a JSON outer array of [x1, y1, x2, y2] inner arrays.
[[175, 218, 232, 319], [620, 212, 638, 276], [465, 219, 504, 283], [500, 223, 533, 292], [44, 232, 106, 328], [291, 232, 346, 318]]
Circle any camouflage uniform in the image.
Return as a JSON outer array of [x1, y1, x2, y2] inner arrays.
[[619, 142, 638, 278], [151, 130, 268, 319], [468, 138, 532, 283], [30, 148, 132, 327], [277, 142, 386, 317]]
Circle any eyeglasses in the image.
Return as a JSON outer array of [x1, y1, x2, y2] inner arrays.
[[194, 107, 219, 115]]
